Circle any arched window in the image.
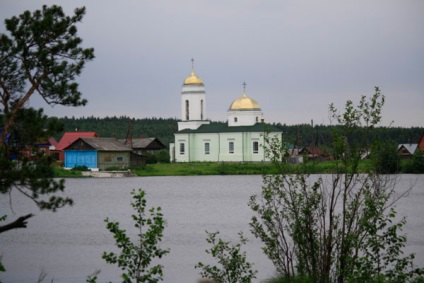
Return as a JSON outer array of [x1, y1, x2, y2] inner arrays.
[[185, 100, 189, 120], [201, 100, 204, 120]]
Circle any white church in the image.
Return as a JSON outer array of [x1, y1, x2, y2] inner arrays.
[[169, 62, 282, 162]]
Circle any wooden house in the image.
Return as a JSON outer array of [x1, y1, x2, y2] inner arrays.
[[418, 132, 424, 152], [299, 146, 326, 161], [121, 137, 166, 155], [52, 132, 98, 162], [63, 137, 132, 170], [119, 137, 165, 166], [397, 144, 418, 159]]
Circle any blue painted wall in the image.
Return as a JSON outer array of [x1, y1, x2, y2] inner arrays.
[[64, 150, 97, 169]]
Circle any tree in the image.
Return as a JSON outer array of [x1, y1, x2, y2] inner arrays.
[[196, 231, 257, 283], [0, 5, 94, 233], [249, 88, 423, 282], [101, 189, 169, 283], [370, 139, 400, 174]]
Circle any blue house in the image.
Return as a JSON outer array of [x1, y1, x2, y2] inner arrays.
[[64, 138, 132, 170]]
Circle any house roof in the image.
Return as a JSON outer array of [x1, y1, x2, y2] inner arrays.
[[299, 146, 325, 156], [398, 144, 418, 155], [120, 138, 166, 150], [176, 123, 282, 134], [55, 132, 98, 150], [64, 137, 132, 151]]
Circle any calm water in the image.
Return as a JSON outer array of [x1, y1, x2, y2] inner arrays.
[[0, 175, 423, 283]]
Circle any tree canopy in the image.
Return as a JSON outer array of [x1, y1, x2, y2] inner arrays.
[[0, 5, 94, 234]]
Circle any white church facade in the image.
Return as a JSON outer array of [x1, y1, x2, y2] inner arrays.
[[169, 63, 282, 162]]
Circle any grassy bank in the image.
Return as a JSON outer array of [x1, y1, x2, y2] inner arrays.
[[54, 159, 418, 178], [130, 160, 373, 177], [53, 167, 83, 177]]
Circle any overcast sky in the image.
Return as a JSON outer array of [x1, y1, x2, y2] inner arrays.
[[1, 0, 423, 127]]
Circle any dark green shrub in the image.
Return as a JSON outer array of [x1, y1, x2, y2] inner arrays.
[[71, 165, 89, 171]]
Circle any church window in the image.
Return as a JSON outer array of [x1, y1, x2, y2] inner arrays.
[[180, 143, 185, 155], [201, 100, 204, 120], [185, 100, 189, 120], [253, 141, 259, 154], [234, 117, 238, 123], [204, 142, 210, 155], [256, 117, 258, 122], [229, 141, 234, 154]]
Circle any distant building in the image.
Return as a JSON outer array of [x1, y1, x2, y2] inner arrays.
[[121, 137, 166, 155], [418, 132, 424, 152], [299, 146, 327, 161], [52, 131, 98, 162], [397, 144, 418, 159], [63, 137, 132, 170], [170, 62, 282, 162]]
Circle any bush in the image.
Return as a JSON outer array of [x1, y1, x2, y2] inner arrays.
[[71, 165, 89, 171]]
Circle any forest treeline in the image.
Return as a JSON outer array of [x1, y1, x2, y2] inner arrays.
[[52, 116, 423, 149]]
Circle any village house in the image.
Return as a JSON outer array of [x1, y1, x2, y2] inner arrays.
[[63, 137, 132, 170]]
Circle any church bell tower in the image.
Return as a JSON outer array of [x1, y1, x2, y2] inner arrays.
[[178, 59, 210, 131]]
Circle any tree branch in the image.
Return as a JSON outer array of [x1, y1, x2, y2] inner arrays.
[[0, 213, 34, 234]]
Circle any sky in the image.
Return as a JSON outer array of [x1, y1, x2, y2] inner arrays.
[[1, 0, 423, 127]]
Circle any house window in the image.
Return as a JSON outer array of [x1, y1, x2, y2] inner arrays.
[[253, 141, 259, 154], [180, 143, 185, 155], [234, 117, 238, 123], [229, 141, 234, 154], [204, 142, 210, 155], [105, 156, 112, 162], [185, 100, 190, 120], [117, 156, 123, 162]]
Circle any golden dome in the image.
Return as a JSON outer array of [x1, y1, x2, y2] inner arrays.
[[184, 70, 203, 85], [229, 91, 261, 111]]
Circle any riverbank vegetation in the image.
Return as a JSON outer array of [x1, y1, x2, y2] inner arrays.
[[53, 157, 423, 178]]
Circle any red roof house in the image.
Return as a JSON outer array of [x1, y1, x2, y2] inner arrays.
[[418, 132, 424, 152], [52, 132, 98, 162]]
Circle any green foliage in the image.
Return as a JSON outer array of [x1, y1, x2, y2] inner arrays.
[[196, 231, 257, 283], [402, 150, 424, 173], [0, 151, 72, 212], [370, 140, 400, 174], [71, 165, 90, 171], [155, 149, 170, 163], [53, 166, 82, 177], [0, 4, 93, 233], [250, 88, 423, 283], [101, 189, 169, 283]]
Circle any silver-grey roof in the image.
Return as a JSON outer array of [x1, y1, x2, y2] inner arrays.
[[80, 138, 132, 151]]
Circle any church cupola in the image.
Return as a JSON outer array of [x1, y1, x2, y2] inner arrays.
[[228, 82, 263, 127]]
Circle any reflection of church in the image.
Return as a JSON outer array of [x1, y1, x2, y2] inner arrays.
[[170, 61, 282, 162]]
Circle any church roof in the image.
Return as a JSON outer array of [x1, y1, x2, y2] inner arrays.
[[176, 123, 282, 134], [184, 70, 203, 85], [228, 88, 261, 111]]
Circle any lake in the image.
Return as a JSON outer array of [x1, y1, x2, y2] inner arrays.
[[1, 175, 423, 283]]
